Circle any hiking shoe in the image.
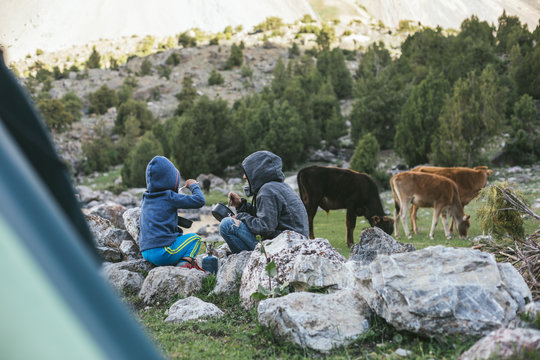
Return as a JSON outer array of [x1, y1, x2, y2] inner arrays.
[[177, 259, 208, 273], [190, 259, 208, 273]]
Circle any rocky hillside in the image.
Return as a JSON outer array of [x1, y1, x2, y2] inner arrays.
[[2, 0, 538, 62]]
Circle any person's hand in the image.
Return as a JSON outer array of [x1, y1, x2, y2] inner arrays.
[[185, 179, 197, 187], [228, 192, 241, 207], [231, 215, 241, 227]]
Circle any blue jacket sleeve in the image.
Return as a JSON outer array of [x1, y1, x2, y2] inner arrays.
[[169, 183, 206, 209]]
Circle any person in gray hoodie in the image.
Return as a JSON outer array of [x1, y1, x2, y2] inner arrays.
[[219, 151, 309, 253]]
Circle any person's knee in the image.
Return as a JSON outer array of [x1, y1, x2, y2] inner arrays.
[[219, 216, 235, 235]]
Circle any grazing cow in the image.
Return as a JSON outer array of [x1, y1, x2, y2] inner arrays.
[[390, 171, 470, 240], [409, 165, 493, 234], [202, 178, 211, 194], [297, 166, 394, 247]]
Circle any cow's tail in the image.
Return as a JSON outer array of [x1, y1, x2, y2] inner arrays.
[[297, 168, 308, 206], [389, 177, 400, 215]]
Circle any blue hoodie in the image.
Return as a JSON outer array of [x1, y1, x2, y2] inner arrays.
[[139, 156, 205, 251]]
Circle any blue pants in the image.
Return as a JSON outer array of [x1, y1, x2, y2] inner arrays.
[[141, 233, 201, 266], [219, 217, 258, 253]]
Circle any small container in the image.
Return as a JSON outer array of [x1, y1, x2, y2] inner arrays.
[[202, 254, 218, 275]]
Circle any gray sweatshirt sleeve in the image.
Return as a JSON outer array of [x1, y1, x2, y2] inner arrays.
[[235, 193, 278, 239]]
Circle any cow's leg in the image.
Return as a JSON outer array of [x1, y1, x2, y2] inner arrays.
[[410, 205, 419, 234], [401, 206, 412, 239], [441, 210, 451, 239], [345, 209, 357, 247], [393, 201, 401, 239], [306, 204, 318, 239], [429, 207, 441, 240]]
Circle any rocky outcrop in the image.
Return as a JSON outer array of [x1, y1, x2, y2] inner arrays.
[[239, 231, 346, 309], [212, 251, 251, 295], [357, 246, 532, 337], [165, 297, 224, 323], [139, 267, 207, 305], [459, 327, 540, 360], [257, 289, 371, 352], [349, 226, 415, 264]]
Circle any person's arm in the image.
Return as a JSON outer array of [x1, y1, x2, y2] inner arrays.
[[229, 192, 255, 215], [171, 181, 205, 208], [235, 193, 279, 238]]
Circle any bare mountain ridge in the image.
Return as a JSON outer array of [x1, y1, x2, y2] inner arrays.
[[1, 0, 538, 62]]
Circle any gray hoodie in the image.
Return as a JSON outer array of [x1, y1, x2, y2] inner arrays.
[[235, 151, 309, 239]]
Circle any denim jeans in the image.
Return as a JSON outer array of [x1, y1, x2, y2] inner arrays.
[[219, 217, 258, 253]]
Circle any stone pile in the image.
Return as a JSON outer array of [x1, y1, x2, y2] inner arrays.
[[87, 198, 536, 355]]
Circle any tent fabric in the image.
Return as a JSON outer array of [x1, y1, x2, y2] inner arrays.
[[0, 51, 162, 359], [0, 51, 98, 259]]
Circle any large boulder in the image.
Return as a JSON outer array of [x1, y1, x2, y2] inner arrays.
[[239, 231, 346, 309], [139, 267, 207, 305], [103, 263, 151, 295], [357, 246, 532, 337], [86, 201, 127, 229], [459, 328, 540, 360], [123, 207, 141, 246], [258, 289, 371, 352], [165, 297, 224, 323], [212, 251, 251, 295], [350, 227, 415, 264], [86, 213, 131, 248]]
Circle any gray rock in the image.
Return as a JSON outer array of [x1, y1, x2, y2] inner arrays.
[[97, 246, 123, 263], [359, 246, 532, 337], [120, 240, 141, 260], [459, 327, 540, 360], [87, 201, 127, 229], [212, 251, 251, 295], [123, 207, 141, 245], [239, 231, 346, 309], [165, 296, 224, 323], [258, 289, 371, 352], [350, 227, 415, 264], [86, 213, 131, 248], [104, 259, 154, 274], [103, 266, 145, 295], [139, 267, 207, 305]]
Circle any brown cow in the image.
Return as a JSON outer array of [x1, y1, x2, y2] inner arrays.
[[297, 166, 394, 247], [409, 165, 493, 234], [390, 171, 470, 239]]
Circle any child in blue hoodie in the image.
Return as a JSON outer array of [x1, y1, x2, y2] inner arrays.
[[139, 156, 206, 271]]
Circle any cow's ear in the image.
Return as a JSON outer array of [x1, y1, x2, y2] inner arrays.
[[371, 216, 380, 224], [383, 216, 393, 223], [487, 170, 494, 176], [463, 215, 470, 221]]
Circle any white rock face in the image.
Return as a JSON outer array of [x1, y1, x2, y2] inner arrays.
[[239, 231, 346, 308], [123, 207, 141, 246], [212, 251, 251, 295], [258, 289, 371, 352], [358, 246, 532, 337], [139, 267, 207, 305], [459, 327, 540, 360], [165, 296, 224, 323], [349, 227, 415, 264]]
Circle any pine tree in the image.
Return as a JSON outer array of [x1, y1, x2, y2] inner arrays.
[[86, 46, 101, 69], [395, 73, 450, 166], [431, 65, 506, 166], [350, 133, 380, 175]]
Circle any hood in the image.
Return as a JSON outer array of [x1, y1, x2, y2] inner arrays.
[[145, 156, 180, 192], [242, 151, 284, 194]]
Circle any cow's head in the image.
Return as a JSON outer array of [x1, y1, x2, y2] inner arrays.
[[371, 215, 394, 235], [457, 214, 471, 238]]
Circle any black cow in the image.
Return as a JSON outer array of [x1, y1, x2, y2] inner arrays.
[[202, 178, 211, 194], [297, 165, 394, 247]]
